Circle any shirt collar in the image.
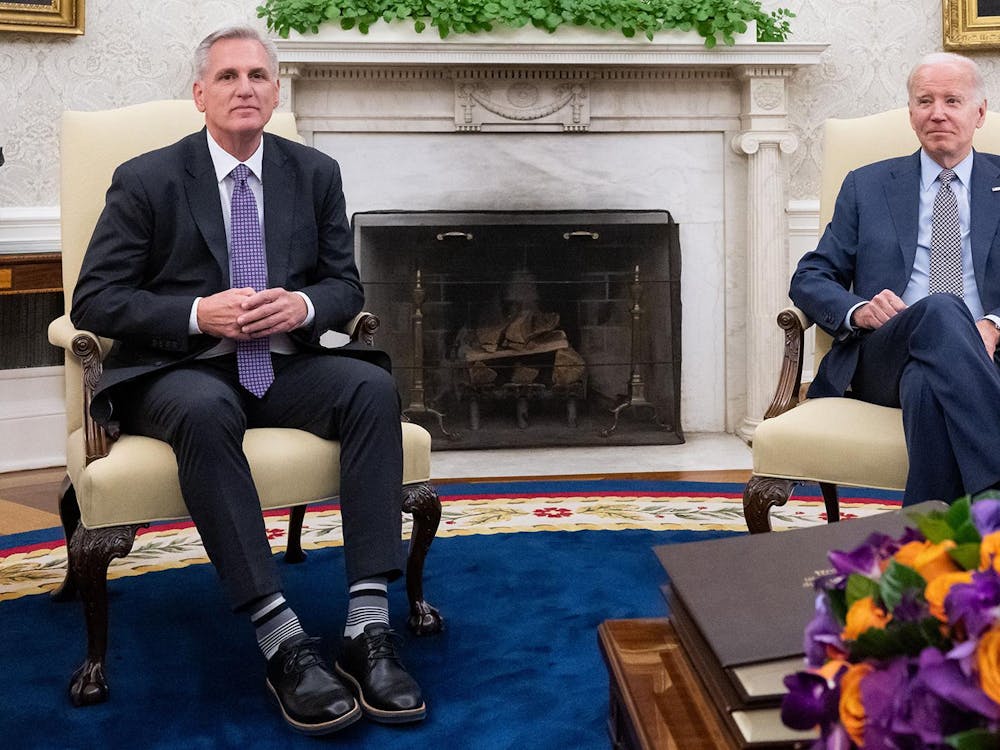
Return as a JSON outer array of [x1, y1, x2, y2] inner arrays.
[[205, 130, 265, 184], [920, 148, 974, 191]]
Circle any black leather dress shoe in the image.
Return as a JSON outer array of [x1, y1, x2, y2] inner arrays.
[[335, 624, 426, 723], [266, 634, 361, 735]]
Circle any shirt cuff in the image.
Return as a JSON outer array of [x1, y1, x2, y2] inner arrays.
[[189, 298, 202, 335], [294, 291, 315, 327]]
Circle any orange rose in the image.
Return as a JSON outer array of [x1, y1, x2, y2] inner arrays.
[[980, 532, 1000, 573], [977, 626, 1000, 705], [816, 658, 848, 684], [841, 596, 892, 641], [912, 539, 960, 583], [924, 570, 974, 622], [839, 662, 874, 747], [894, 540, 931, 568]]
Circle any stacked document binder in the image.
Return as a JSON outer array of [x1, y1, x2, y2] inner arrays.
[[655, 500, 945, 749]]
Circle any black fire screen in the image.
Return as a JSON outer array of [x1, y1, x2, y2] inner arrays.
[[353, 210, 682, 450]]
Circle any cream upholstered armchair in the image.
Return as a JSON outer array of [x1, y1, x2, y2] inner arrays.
[[743, 108, 1000, 533], [48, 100, 443, 706]]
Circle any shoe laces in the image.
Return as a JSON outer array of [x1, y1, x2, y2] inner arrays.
[[282, 636, 325, 675], [364, 628, 403, 665]]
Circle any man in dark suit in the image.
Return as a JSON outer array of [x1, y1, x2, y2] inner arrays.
[[790, 52, 1000, 507], [71, 24, 425, 735]]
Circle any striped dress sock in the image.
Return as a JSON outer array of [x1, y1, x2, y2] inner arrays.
[[343, 577, 390, 639], [250, 592, 306, 660]]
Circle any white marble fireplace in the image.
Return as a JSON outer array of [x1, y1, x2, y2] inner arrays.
[[275, 26, 826, 438]]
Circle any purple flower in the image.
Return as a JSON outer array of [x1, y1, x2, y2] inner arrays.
[[804, 594, 844, 667], [781, 670, 840, 732], [856, 658, 913, 747], [829, 532, 898, 579], [973, 499, 1000, 536], [947, 568, 1000, 638]]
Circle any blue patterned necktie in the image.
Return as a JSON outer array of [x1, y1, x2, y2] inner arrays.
[[928, 168, 964, 297], [229, 164, 274, 397]]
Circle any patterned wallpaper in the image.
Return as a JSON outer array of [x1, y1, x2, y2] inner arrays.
[[1, 0, 999, 207]]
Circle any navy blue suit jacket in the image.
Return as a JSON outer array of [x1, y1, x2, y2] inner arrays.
[[789, 149, 1000, 397], [71, 128, 388, 424]]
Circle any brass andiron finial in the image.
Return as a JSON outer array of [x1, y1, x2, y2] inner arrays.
[[402, 268, 459, 440], [601, 264, 666, 437]]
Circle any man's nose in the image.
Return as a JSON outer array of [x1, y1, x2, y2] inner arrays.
[[236, 75, 253, 96]]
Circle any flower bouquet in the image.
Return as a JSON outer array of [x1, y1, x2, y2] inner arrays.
[[781, 495, 1000, 749]]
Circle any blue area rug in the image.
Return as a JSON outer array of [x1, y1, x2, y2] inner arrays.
[[0, 478, 900, 748]]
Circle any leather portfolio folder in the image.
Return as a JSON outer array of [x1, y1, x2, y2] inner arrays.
[[655, 501, 945, 673]]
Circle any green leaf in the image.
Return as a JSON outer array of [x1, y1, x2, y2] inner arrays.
[[946, 728, 1000, 749], [915, 512, 955, 543], [878, 560, 925, 611], [950, 541, 982, 571], [845, 573, 880, 608], [851, 617, 944, 659]]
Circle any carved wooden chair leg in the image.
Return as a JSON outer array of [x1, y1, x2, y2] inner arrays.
[[68, 522, 142, 707], [401, 482, 444, 635], [284, 505, 307, 564], [51, 477, 81, 602], [819, 482, 840, 524], [742, 475, 796, 534]]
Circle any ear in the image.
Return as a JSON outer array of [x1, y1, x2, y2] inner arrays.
[[273, 77, 281, 109], [193, 81, 206, 113]]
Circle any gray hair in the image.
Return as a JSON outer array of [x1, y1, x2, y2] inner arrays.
[[907, 52, 986, 103], [194, 25, 279, 80]]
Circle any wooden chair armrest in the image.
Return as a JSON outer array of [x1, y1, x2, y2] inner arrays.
[[48, 315, 114, 463], [762, 306, 813, 419], [342, 311, 380, 345]]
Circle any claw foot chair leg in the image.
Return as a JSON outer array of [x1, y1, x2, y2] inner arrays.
[[402, 483, 444, 635], [742, 476, 796, 534], [68, 523, 142, 706]]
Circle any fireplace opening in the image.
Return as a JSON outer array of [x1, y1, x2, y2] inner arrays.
[[354, 210, 682, 450]]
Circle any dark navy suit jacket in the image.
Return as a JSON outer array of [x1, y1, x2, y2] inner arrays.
[[789, 149, 1000, 397], [71, 128, 388, 424]]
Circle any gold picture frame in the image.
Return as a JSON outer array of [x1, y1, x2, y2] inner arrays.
[[0, 0, 84, 35], [944, 0, 1000, 50]]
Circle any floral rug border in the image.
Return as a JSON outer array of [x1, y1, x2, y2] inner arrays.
[[0, 492, 900, 601]]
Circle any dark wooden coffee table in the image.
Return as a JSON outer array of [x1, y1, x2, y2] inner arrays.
[[598, 618, 737, 749]]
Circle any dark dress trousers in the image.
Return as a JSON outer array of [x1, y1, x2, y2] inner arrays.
[[789, 149, 1000, 504], [70, 129, 404, 608]]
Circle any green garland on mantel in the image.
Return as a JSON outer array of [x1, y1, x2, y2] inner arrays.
[[257, 0, 794, 48]]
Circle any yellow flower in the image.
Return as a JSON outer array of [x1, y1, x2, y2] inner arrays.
[[841, 596, 892, 641], [911, 539, 960, 583], [980, 531, 1000, 572], [924, 570, 974, 622], [839, 662, 874, 747], [976, 626, 1000, 705]]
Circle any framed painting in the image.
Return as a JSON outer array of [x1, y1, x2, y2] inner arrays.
[[0, 0, 84, 34], [944, 0, 1000, 49]]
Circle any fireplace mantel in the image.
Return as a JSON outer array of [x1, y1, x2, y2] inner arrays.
[[275, 24, 826, 68], [273, 28, 828, 439]]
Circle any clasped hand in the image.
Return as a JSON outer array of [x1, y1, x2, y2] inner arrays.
[[853, 289, 999, 359], [197, 287, 306, 340]]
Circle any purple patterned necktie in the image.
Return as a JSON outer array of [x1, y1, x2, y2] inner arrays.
[[928, 168, 964, 297], [230, 164, 274, 397]]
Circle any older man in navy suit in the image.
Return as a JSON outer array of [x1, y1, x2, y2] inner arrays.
[[71, 24, 424, 735], [791, 52, 1000, 506]]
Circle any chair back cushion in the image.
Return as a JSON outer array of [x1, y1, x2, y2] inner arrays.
[[59, 100, 300, 437], [812, 108, 1000, 368]]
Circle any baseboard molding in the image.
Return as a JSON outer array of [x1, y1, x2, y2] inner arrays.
[[0, 366, 66, 472]]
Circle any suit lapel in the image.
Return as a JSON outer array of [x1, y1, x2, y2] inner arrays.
[[970, 150, 1000, 290], [884, 152, 921, 284], [183, 131, 230, 281], [262, 134, 295, 287]]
